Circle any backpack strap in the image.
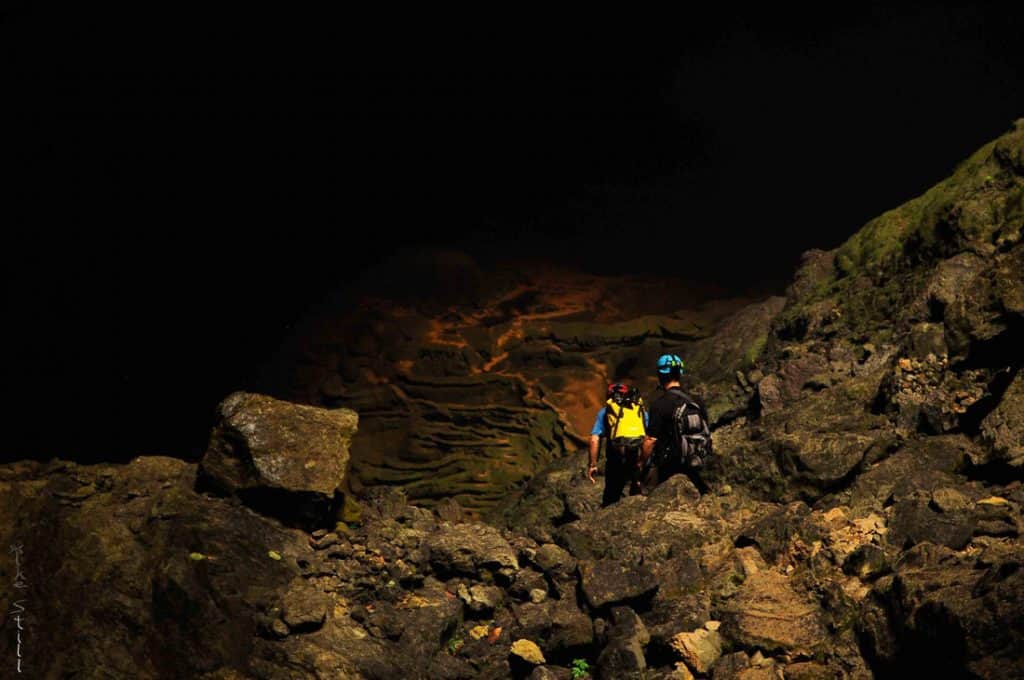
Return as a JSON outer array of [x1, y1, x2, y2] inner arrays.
[[607, 402, 620, 440], [668, 387, 707, 421]]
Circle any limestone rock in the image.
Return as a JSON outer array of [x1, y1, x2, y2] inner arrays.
[[667, 663, 695, 680], [280, 578, 327, 632], [887, 498, 974, 550], [545, 599, 594, 656], [510, 568, 549, 602], [529, 667, 573, 680], [579, 558, 659, 609], [980, 372, 1024, 467], [198, 392, 357, 525], [425, 522, 519, 582], [931, 486, 973, 513], [670, 627, 722, 674], [511, 638, 546, 665], [720, 570, 827, 655], [458, 583, 504, 616], [597, 607, 650, 680], [842, 543, 890, 581], [533, 542, 576, 577]]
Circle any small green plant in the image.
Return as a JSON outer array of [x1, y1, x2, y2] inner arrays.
[[571, 658, 591, 679], [446, 632, 464, 655]]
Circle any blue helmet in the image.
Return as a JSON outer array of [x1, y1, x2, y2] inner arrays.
[[657, 354, 685, 375]]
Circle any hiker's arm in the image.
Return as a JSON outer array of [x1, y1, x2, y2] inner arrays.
[[641, 406, 660, 464], [641, 436, 656, 462], [587, 435, 600, 483]]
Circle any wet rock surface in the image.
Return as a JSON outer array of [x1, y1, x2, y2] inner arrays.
[[2, 120, 1024, 677]]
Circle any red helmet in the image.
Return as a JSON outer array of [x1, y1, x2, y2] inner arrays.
[[607, 383, 630, 399], [602, 385, 634, 405]]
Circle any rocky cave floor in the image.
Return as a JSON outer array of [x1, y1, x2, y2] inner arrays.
[[1, 120, 1023, 679]]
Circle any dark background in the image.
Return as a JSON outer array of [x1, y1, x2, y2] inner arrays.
[[4, 5, 1024, 462]]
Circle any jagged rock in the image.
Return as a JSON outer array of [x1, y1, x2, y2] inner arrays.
[[510, 568, 549, 602], [513, 601, 554, 640], [0, 457, 315, 678], [557, 477, 711, 565], [685, 296, 787, 423], [719, 570, 828, 655], [842, 543, 889, 581], [836, 436, 972, 514], [713, 651, 751, 679], [533, 543, 576, 577], [544, 598, 594, 657], [510, 638, 546, 668], [644, 554, 710, 661], [529, 666, 573, 680], [458, 583, 504, 616], [596, 607, 649, 680], [931, 486, 973, 513], [670, 627, 723, 674], [280, 579, 328, 632], [360, 485, 415, 522], [665, 663, 696, 680], [735, 502, 819, 565], [757, 352, 830, 413], [860, 538, 1024, 678], [783, 661, 840, 679], [6, 122, 1024, 680], [579, 558, 659, 610], [907, 322, 949, 358], [979, 372, 1024, 467], [886, 498, 974, 550], [198, 392, 356, 526], [311, 532, 341, 550], [425, 522, 519, 582], [435, 496, 468, 523], [394, 577, 464, 660], [735, 659, 785, 680], [771, 430, 879, 489]]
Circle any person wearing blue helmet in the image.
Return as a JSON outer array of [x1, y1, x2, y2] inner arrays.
[[641, 354, 711, 494]]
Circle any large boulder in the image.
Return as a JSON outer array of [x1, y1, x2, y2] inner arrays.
[[718, 570, 828, 656], [596, 606, 650, 680], [424, 522, 519, 583], [979, 372, 1024, 467], [859, 540, 1024, 678], [670, 626, 722, 675], [198, 392, 357, 526], [579, 558, 659, 610], [0, 457, 327, 678]]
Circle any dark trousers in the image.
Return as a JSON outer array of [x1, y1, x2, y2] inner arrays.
[[602, 445, 643, 507]]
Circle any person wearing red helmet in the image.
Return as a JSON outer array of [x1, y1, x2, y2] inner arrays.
[[587, 382, 649, 507]]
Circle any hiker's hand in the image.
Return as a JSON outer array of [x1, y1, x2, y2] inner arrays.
[[587, 465, 598, 484]]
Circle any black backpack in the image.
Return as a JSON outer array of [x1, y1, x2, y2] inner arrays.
[[668, 388, 712, 468]]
